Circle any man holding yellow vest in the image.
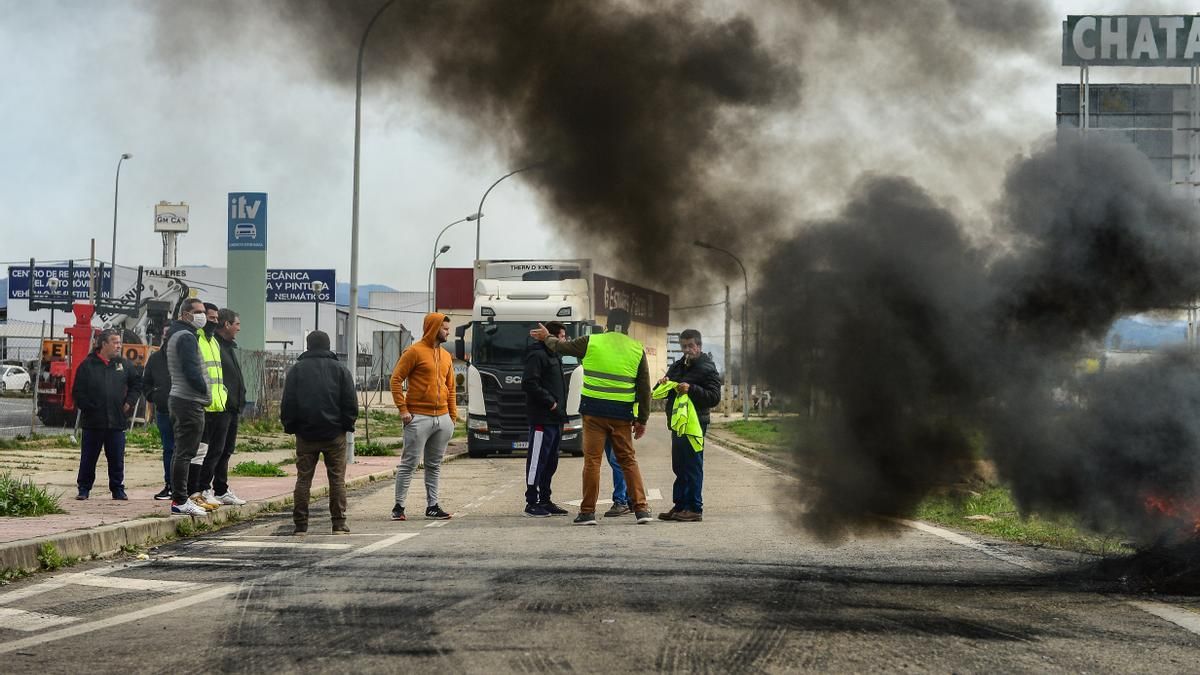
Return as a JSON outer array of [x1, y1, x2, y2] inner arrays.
[[530, 308, 653, 525]]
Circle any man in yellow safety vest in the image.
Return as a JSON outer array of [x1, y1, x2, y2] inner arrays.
[[530, 308, 653, 525]]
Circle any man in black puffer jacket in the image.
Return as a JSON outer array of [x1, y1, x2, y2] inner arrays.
[[281, 330, 358, 535], [73, 329, 142, 500], [521, 320, 569, 518], [658, 329, 722, 523]]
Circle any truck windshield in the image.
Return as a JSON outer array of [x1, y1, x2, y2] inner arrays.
[[472, 322, 578, 366]]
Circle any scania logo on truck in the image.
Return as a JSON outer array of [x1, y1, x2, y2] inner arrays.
[[505, 376, 522, 385]]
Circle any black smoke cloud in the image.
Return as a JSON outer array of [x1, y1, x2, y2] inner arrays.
[[151, 0, 799, 289], [756, 134, 1200, 542]]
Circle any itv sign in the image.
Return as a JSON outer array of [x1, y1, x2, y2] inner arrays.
[[228, 192, 267, 251]]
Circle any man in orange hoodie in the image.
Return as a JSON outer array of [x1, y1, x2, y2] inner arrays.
[[389, 312, 458, 520]]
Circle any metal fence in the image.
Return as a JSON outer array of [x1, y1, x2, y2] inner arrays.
[[0, 334, 67, 438]]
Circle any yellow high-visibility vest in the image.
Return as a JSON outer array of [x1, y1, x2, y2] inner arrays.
[[581, 332, 643, 403], [198, 330, 227, 412]]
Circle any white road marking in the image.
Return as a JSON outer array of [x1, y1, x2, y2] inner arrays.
[[0, 584, 237, 655], [563, 488, 662, 507], [892, 519, 1051, 573], [1128, 601, 1200, 637], [424, 521, 449, 528], [0, 607, 79, 632], [462, 502, 481, 509], [211, 541, 352, 551], [220, 533, 388, 539], [315, 532, 420, 568], [36, 573, 206, 594], [0, 580, 70, 606], [160, 556, 241, 563], [481, 495, 495, 501]]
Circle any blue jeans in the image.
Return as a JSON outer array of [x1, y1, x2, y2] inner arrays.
[[155, 409, 175, 485], [77, 429, 126, 495], [605, 440, 627, 505], [671, 420, 707, 513]]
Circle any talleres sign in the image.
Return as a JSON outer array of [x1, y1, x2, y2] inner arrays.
[[1064, 15, 1200, 67]]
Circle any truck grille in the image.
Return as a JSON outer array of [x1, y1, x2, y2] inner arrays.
[[480, 374, 528, 439]]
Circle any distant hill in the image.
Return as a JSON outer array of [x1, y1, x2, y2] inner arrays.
[[336, 282, 396, 308]]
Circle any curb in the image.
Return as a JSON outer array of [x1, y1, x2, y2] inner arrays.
[[0, 446, 467, 573]]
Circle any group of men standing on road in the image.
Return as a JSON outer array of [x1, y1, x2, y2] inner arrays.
[[72, 298, 248, 514], [148, 298, 248, 517], [524, 308, 723, 525]]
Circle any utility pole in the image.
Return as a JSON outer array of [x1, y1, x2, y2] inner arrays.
[[723, 285, 731, 417]]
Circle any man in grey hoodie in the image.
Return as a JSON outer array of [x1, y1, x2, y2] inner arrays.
[[165, 298, 213, 517]]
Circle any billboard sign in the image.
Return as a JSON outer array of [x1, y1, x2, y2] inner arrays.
[[1063, 15, 1200, 67], [227, 192, 267, 250], [7, 265, 113, 300], [593, 274, 670, 327], [266, 269, 336, 303], [154, 202, 189, 233]]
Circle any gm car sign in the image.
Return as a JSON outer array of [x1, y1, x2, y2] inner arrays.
[[228, 192, 267, 250], [1064, 15, 1200, 67]]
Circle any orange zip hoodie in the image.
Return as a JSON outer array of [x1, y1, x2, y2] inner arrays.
[[390, 312, 457, 421]]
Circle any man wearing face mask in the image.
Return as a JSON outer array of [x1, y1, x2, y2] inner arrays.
[[188, 302, 228, 508], [165, 298, 214, 517]]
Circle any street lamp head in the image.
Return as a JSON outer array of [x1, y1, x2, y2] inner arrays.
[[439, 245, 451, 254], [47, 277, 62, 290], [311, 280, 326, 293], [465, 213, 482, 221], [121, 153, 132, 160]]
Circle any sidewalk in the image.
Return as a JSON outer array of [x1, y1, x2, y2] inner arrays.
[[0, 432, 461, 573]]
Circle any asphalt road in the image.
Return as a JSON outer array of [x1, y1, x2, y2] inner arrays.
[[2, 421, 1198, 673], [0, 396, 41, 437]]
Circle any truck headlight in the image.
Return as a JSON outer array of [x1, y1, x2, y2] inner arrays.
[[564, 416, 582, 433], [468, 416, 489, 432]]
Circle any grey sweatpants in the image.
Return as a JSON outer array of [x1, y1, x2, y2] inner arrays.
[[394, 413, 453, 508]]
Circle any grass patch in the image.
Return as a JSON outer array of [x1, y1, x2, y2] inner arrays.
[[0, 471, 66, 517], [230, 460, 287, 477], [1, 567, 31, 586], [240, 417, 283, 435], [125, 424, 162, 449], [723, 419, 791, 446], [238, 436, 294, 452], [916, 485, 1132, 555], [356, 441, 396, 457], [37, 543, 78, 571]]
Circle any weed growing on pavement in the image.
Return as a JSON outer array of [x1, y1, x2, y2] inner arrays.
[[175, 519, 198, 536], [0, 567, 31, 585], [916, 486, 1133, 555], [231, 460, 287, 477], [119, 543, 145, 555], [37, 543, 78, 571], [356, 441, 396, 456], [0, 471, 66, 517]]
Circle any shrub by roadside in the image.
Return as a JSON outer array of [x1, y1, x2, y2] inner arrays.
[[0, 470, 66, 517], [230, 460, 287, 477]]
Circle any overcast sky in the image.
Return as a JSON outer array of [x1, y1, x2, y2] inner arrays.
[[0, 0, 1192, 330]]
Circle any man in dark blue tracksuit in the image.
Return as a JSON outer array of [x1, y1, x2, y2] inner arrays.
[[521, 320, 569, 517]]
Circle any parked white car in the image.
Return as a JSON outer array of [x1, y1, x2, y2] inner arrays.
[[0, 365, 32, 393]]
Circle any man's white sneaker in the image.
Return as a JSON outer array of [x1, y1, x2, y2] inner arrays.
[[217, 491, 247, 506], [171, 500, 209, 517], [201, 489, 223, 507]]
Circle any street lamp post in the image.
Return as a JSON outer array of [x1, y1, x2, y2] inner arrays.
[[429, 212, 480, 309], [428, 245, 451, 312], [348, 0, 398, 384], [475, 163, 545, 262], [695, 240, 751, 421], [111, 153, 132, 274], [311, 280, 327, 332]]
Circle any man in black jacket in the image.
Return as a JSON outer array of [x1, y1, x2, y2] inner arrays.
[[142, 328, 173, 500], [658, 329, 722, 523], [521, 320, 569, 518], [281, 330, 358, 535], [196, 308, 248, 506], [73, 329, 141, 500]]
